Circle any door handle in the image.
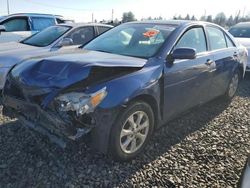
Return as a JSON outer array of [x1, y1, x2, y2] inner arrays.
[[205, 59, 214, 66]]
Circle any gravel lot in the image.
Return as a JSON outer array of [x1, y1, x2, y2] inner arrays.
[[0, 75, 249, 188]]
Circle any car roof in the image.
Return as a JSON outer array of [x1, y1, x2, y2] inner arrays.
[[129, 20, 191, 25], [125, 20, 220, 28], [58, 22, 114, 28], [232, 22, 250, 28], [2, 13, 63, 18]]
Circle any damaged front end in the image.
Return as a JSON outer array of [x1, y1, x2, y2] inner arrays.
[[2, 75, 109, 147], [53, 87, 108, 140], [2, 51, 148, 149]]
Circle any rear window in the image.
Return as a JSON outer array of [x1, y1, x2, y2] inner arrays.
[[97, 26, 112, 35], [207, 26, 227, 50], [229, 27, 250, 38], [31, 17, 56, 31]]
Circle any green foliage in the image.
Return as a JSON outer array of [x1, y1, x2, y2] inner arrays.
[[122, 11, 136, 23]]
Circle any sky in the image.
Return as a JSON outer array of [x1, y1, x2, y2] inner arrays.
[[0, 0, 249, 22]]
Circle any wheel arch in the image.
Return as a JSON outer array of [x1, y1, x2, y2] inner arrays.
[[125, 93, 161, 129]]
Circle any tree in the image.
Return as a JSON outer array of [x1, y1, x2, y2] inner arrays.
[[147, 16, 152, 20], [206, 15, 213, 22], [173, 15, 178, 20], [185, 14, 190, 20], [214, 12, 227, 26], [177, 15, 183, 20], [226, 15, 234, 27], [122, 11, 136, 23], [191, 15, 197, 20], [200, 15, 207, 21], [158, 16, 163, 20]]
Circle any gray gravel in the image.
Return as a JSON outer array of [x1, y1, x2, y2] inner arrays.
[[0, 75, 249, 188]]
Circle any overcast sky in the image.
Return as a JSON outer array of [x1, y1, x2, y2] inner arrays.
[[0, 0, 249, 22]]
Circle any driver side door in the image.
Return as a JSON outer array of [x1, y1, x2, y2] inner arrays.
[[163, 26, 214, 121]]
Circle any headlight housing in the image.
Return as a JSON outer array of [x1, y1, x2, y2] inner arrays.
[[56, 87, 107, 116]]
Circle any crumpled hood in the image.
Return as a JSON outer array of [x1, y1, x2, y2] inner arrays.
[[235, 38, 250, 48], [11, 50, 147, 89]]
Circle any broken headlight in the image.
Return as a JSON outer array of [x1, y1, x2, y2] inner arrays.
[[55, 87, 107, 116]]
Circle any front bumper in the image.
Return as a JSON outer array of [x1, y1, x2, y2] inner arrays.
[[2, 95, 93, 148], [2, 94, 121, 152]]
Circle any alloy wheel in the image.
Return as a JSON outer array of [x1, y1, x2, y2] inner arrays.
[[119, 111, 150, 154]]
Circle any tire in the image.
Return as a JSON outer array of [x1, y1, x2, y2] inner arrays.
[[224, 70, 240, 100], [109, 101, 155, 161]]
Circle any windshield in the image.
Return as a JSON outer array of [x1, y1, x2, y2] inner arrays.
[[22, 25, 71, 47], [229, 26, 250, 38], [84, 23, 176, 58]]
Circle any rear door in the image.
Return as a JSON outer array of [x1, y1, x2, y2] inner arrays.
[[164, 26, 214, 120], [205, 26, 239, 98]]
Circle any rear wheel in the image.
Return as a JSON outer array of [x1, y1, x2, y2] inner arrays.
[[109, 101, 154, 161], [225, 70, 240, 99]]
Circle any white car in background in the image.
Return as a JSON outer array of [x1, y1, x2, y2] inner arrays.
[[229, 22, 250, 72], [0, 23, 113, 90], [0, 13, 71, 43]]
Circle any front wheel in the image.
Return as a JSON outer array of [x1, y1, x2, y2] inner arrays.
[[109, 101, 154, 161], [225, 70, 240, 99]]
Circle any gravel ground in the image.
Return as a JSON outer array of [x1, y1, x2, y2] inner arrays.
[[0, 75, 249, 188]]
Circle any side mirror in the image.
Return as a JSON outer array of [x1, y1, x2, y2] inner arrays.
[[0, 25, 6, 33], [57, 38, 73, 47], [172, 48, 196, 60]]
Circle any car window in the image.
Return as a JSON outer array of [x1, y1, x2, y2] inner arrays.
[[228, 27, 250, 38], [175, 27, 207, 53], [97, 26, 112, 35], [84, 23, 176, 58], [21, 25, 71, 47], [1, 17, 29, 31], [207, 27, 227, 50], [225, 34, 235, 47], [31, 17, 56, 31], [65, 26, 95, 45], [56, 18, 65, 24]]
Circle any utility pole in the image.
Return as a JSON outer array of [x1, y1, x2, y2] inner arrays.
[[242, 6, 246, 18], [111, 9, 114, 22], [92, 13, 94, 22], [7, 0, 10, 15]]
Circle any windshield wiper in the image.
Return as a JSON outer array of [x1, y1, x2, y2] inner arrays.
[[94, 49, 113, 54]]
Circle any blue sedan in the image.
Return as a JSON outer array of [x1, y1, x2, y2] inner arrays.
[[2, 20, 247, 161]]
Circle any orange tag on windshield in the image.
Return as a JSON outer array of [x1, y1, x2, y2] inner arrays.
[[143, 30, 159, 38]]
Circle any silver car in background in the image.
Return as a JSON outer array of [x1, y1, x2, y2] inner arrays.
[[0, 23, 113, 90], [229, 22, 250, 72], [0, 13, 71, 43]]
